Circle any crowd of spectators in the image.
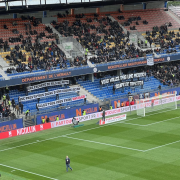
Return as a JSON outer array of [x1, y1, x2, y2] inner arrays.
[[153, 62, 180, 87], [54, 14, 148, 64], [6, 41, 68, 73], [0, 88, 16, 120], [144, 23, 180, 49]]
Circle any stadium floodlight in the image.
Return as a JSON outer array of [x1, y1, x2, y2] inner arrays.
[[136, 93, 177, 117]]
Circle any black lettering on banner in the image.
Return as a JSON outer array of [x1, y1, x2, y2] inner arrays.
[[36, 95, 85, 109], [27, 80, 69, 91], [101, 72, 146, 85], [19, 87, 80, 102]]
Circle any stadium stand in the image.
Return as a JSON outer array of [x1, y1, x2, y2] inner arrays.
[[0, 1, 180, 123], [112, 9, 179, 32], [5, 41, 70, 75], [8, 85, 89, 115], [78, 60, 180, 101], [77, 72, 165, 101], [169, 5, 180, 18]]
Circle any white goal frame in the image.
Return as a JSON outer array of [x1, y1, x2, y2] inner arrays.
[[136, 93, 177, 117]]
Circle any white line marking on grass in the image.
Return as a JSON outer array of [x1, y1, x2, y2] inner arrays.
[[63, 136, 144, 152], [0, 108, 179, 153], [0, 163, 58, 180], [0, 136, 63, 152], [144, 140, 180, 152], [143, 116, 180, 126], [122, 122, 146, 126]]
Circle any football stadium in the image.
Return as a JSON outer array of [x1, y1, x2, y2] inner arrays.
[[1, 0, 180, 179]]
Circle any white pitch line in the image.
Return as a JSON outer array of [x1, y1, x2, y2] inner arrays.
[[63, 136, 144, 152], [144, 140, 180, 152], [0, 108, 179, 152], [143, 116, 180, 126], [0, 135, 62, 152], [0, 163, 58, 180], [122, 122, 146, 126]]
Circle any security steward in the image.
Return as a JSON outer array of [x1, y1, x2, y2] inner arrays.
[[42, 117, 46, 124], [3, 95, 6, 106], [56, 116, 59, 121], [8, 100, 11, 108], [25, 109, 30, 117], [83, 110, 86, 116]]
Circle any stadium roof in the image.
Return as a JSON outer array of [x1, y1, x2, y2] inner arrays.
[[0, 0, 168, 14]]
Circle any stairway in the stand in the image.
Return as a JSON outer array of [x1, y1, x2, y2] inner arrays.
[[23, 117, 35, 127]]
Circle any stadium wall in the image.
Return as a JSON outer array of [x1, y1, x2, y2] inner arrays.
[[123, 4, 143, 11], [42, 17, 57, 24], [36, 103, 99, 125], [146, 1, 164, 9], [0, 118, 23, 133], [74, 7, 96, 14], [100, 4, 120, 13]]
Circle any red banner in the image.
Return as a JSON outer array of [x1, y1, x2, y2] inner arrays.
[[0, 123, 51, 140]]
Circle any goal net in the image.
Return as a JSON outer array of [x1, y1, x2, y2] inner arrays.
[[136, 93, 177, 117]]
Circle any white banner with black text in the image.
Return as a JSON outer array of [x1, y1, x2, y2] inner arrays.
[[115, 81, 144, 89], [37, 95, 86, 109], [27, 80, 69, 91], [19, 87, 80, 102], [101, 72, 146, 85]]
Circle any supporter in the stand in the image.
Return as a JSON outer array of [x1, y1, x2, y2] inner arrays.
[[130, 99, 135, 105], [16, 104, 20, 116], [12, 99, 16, 110], [126, 101, 129, 106], [99, 106, 102, 112], [46, 117, 50, 123], [21, 103, 23, 114], [117, 101, 120, 108], [121, 102, 125, 107]]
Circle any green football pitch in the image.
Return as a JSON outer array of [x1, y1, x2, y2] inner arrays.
[[1, 105, 180, 180]]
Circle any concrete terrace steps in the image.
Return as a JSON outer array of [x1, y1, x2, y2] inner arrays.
[[111, 9, 180, 32], [71, 84, 99, 103]]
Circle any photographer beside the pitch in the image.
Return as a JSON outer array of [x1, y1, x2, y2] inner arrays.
[[72, 117, 79, 125]]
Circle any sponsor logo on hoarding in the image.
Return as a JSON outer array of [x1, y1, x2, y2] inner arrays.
[[99, 114, 126, 125], [17, 126, 36, 136], [40, 125, 43, 131], [8, 131, 12, 137], [0, 124, 17, 133]]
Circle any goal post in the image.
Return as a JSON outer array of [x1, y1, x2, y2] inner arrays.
[[136, 93, 177, 117]]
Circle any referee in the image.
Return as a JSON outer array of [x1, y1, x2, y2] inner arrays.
[[65, 156, 72, 172]]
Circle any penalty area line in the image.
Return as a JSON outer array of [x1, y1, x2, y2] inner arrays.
[[144, 140, 180, 152], [63, 135, 144, 152], [0, 163, 58, 180]]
